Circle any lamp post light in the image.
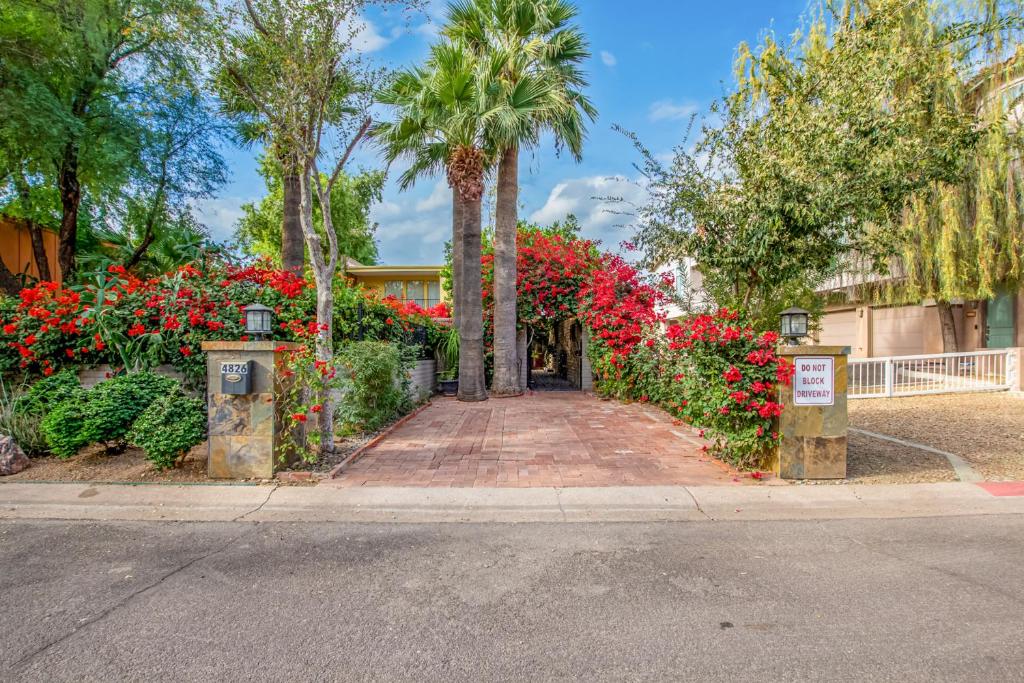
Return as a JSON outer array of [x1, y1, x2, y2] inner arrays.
[[244, 303, 273, 341], [780, 306, 809, 346]]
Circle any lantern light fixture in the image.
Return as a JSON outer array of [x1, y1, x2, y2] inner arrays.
[[244, 303, 273, 341], [780, 306, 809, 346]]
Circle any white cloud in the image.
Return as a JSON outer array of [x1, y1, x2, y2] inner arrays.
[[528, 174, 648, 250], [193, 196, 255, 243], [648, 99, 698, 122], [600, 50, 617, 67], [370, 180, 451, 264], [351, 17, 392, 52], [415, 181, 449, 212]]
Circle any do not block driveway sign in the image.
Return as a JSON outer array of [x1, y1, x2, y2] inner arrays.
[[793, 356, 835, 406]]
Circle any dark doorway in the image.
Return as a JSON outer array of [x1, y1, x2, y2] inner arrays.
[[526, 321, 583, 391]]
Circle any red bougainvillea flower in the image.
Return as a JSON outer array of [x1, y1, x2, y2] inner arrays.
[[179, 346, 192, 357], [311, 404, 322, 413], [291, 413, 308, 423], [127, 323, 146, 337], [722, 366, 742, 383]]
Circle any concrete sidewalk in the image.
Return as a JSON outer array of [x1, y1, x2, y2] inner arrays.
[[2, 481, 1023, 523]]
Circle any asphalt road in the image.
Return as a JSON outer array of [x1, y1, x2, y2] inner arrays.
[[2, 516, 1023, 682]]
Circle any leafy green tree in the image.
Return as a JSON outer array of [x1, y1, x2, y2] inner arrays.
[[216, 0, 400, 449], [0, 0, 211, 281], [236, 159, 382, 267], [444, 0, 596, 396], [627, 0, 990, 330], [890, 15, 1024, 350]]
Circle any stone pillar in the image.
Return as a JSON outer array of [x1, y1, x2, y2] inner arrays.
[[1008, 347, 1024, 393], [770, 345, 849, 480], [516, 328, 529, 391], [580, 327, 594, 392], [201, 341, 302, 479]]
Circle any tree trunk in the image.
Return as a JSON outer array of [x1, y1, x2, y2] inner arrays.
[[452, 188, 463, 336], [57, 142, 81, 282], [27, 221, 52, 282], [282, 172, 305, 273], [314, 281, 335, 452], [457, 192, 488, 402], [936, 300, 959, 352], [491, 145, 521, 396], [0, 259, 22, 295], [298, 165, 336, 454], [14, 171, 52, 282]]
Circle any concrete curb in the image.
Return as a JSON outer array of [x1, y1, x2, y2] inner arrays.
[[1, 481, 1022, 524], [327, 400, 433, 479]]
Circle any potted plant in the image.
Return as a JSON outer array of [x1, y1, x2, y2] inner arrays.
[[436, 325, 459, 396]]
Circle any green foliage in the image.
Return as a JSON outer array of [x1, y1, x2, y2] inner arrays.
[[436, 324, 460, 380], [128, 390, 207, 469], [626, 0, 1007, 324], [4, 368, 81, 455], [0, 0, 221, 279], [38, 394, 89, 459], [234, 158, 383, 266], [11, 369, 81, 420], [41, 371, 177, 458], [0, 378, 49, 455], [337, 341, 412, 433]]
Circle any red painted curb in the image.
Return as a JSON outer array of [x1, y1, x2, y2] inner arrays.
[[327, 399, 433, 479], [976, 481, 1024, 497]]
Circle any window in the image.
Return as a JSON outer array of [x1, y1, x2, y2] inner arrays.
[[404, 280, 424, 307], [384, 281, 404, 300], [426, 281, 440, 307]]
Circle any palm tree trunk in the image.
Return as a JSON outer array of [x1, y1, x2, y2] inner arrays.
[[491, 145, 521, 396], [457, 191, 488, 402], [282, 172, 305, 273], [452, 187, 463, 336]]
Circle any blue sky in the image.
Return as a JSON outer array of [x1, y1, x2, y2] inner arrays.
[[197, 0, 808, 265]]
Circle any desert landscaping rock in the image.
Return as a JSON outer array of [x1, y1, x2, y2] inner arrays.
[[0, 436, 30, 476]]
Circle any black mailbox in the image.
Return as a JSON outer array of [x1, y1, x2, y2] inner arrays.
[[220, 360, 253, 395]]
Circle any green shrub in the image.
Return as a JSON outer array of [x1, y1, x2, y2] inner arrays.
[[0, 378, 51, 455], [128, 390, 207, 469], [40, 396, 89, 458], [12, 369, 81, 418], [41, 371, 177, 458], [337, 340, 412, 432]]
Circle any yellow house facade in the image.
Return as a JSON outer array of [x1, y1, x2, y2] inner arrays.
[[347, 263, 446, 308]]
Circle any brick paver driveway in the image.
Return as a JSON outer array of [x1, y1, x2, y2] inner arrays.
[[331, 392, 742, 488]]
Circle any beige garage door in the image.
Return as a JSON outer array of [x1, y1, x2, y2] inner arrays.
[[873, 306, 926, 357], [818, 309, 858, 354]]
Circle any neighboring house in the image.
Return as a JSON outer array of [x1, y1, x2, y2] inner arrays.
[[346, 262, 445, 308], [816, 274, 1023, 358], [817, 59, 1024, 358], [654, 257, 711, 322]]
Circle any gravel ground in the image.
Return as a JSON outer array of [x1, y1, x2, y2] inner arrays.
[[849, 392, 1024, 481], [6, 443, 209, 483], [7, 424, 387, 484]]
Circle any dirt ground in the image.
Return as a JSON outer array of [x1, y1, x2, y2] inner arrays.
[[6, 443, 211, 483], [5, 428, 382, 484], [848, 392, 1024, 482], [7, 393, 1020, 486]]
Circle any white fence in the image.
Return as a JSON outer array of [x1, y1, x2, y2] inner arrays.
[[848, 349, 1015, 399]]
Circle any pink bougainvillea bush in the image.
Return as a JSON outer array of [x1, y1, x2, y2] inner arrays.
[[0, 261, 446, 388], [478, 226, 791, 469]]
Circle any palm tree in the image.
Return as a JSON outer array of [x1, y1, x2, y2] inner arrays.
[[374, 40, 498, 401], [445, 0, 597, 396]]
